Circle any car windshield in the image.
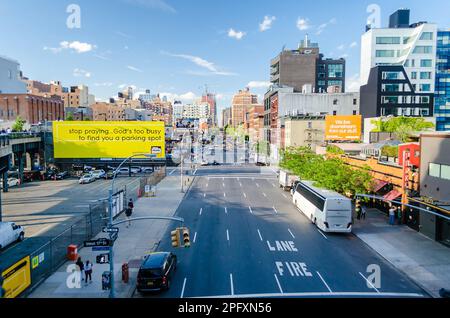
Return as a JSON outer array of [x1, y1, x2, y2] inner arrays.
[[82, 174, 91, 178], [139, 268, 162, 279]]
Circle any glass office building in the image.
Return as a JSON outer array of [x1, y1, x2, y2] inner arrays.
[[435, 30, 450, 131]]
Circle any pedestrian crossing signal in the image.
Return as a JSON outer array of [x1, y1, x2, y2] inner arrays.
[[171, 229, 181, 248], [182, 228, 190, 248]]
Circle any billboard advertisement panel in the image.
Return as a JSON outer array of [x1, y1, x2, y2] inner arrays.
[[325, 115, 362, 141], [2, 256, 31, 298], [53, 122, 166, 159]]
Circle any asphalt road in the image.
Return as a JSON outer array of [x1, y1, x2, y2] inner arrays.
[[137, 165, 427, 298]]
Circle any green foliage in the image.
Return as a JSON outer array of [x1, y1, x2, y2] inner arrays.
[[66, 113, 74, 121], [12, 116, 26, 132], [280, 147, 374, 197], [381, 145, 398, 158], [371, 116, 435, 142], [326, 145, 345, 155]]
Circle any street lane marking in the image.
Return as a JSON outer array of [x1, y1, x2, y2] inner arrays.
[[205, 183, 209, 188], [200, 292, 424, 298], [199, 208, 203, 216], [224, 207, 228, 214], [180, 278, 187, 298], [272, 183, 276, 187], [226, 229, 230, 241], [249, 206, 253, 214], [224, 193, 226, 197], [317, 229, 328, 239], [230, 274, 234, 296], [263, 192, 267, 197], [273, 207, 278, 214], [223, 183, 225, 188], [169, 169, 176, 175], [274, 274, 284, 294], [317, 271, 333, 293], [239, 182, 243, 187], [204, 193, 206, 198], [359, 272, 380, 293], [193, 232, 197, 243], [282, 193, 288, 199], [257, 229, 263, 241], [288, 229, 295, 239], [243, 193, 247, 198], [256, 183, 260, 187]]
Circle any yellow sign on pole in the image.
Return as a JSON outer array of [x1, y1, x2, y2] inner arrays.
[[53, 121, 166, 159], [325, 115, 362, 141]]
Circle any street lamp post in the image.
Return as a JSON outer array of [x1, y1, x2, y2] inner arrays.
[[108, 152, 153, 298]]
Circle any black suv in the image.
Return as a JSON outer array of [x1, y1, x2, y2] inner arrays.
[[137, 252, 177, 293]]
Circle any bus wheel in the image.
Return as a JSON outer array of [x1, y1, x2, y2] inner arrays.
[[314, 218, 317, 225]]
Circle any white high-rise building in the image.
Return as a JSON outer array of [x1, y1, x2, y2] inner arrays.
[[0, 55, 27, 94], [360, 9, 437, 94], [173, 100, 184, 120]]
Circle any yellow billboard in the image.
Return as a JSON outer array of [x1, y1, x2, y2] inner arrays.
[[325, 115, 362, 141], [53, 122, 166, 159], [2, 256, 31, 298]]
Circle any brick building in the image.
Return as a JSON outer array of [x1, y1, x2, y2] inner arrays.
[[0, 94, 64, 124]]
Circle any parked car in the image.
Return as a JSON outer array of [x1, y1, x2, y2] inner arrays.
[[141, 167, 154, 174], [201, 160, 209, 166], [79, 173, 96, 184], [212, 160, 220, 166], [130, 166, 142, 173], [137, 252, 177, 293], [102, 170, 117, 179], [55, 171, 69, 180], [0, 178, 20, 189], [116, 167, 130, 175], [0, 222, 25, 250], [91, 170, 106, 179]]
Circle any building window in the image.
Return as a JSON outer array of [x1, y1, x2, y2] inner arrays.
[[328, 80, 342, 87], [333, 111, 337, 115], [420, 72, 432, 80], [353, 110, 357, 115], [376, 37, 401, 44], [318, 80, 326, 86], [376, 50, 396, 58], [328, 64, 344, 78], [419, 84, 431, 92], [413, 46, 433, 54], [442, 165, 450, 180], [420, 59, 432, 67], [429, 163, 450, 180], [353, 99, 357, 105], [411, 72, 417, 79], [420, 32, 434, 41], [333, 99, 338, 106], [382, 71, 403, 80]]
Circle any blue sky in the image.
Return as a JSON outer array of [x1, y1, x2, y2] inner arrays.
[[0, 0, 449, 112]]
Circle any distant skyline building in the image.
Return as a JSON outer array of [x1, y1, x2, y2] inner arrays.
[[435, 30, 450, 131], [0, 55, 26, 94], [201, 92, 217, 126], [231, 87, 261, 128], [270, 35, 346, 93]]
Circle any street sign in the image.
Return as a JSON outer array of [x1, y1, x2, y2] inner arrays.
[[92, 246, 110, 252], [84, 238, 111, 247], [96, 253, 110, 264], [102, 227, 119, 234]]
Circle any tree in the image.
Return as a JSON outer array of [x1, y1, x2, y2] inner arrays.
[[371, 116, 435, 142], [12, 116, 26, 132], [66, 113, 74, 121]]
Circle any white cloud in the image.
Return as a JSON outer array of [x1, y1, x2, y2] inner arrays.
[[160, 91, 197, 103], [93, 53, 112, 61], [247, 81, 271, 89], [337, 44, 345, 50], [259, 16, 276, 32], [94, 82, 113, 87], [73, 68, 92, 78], [339, 54, 349, 59], [350, 41, 358, 48], [346, 73, 361, 92], [121, 0, 176, 13], [163, 51, 236, 76], [44, 41, 96, 54], [127, 65, 144, 73], [316, 18, 337, 35], [228, 28, 246, 40], [296, 18, 310, 31]]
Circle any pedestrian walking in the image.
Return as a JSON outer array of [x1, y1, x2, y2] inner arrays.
[[361, 205, 367, 220], [355, 200, 361, 220], [76, 257, 85, 282], [397, 206, 403, 225], [389, 205, 396, 225], [126, 199, 134, 228], [84, 261, 93, 284]]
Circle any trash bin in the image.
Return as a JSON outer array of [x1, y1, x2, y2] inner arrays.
[[67, 245, 78, 261], [102, 271, 111, 290]]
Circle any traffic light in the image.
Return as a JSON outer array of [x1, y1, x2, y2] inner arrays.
[[182, 228, 190, 248], [171, 229, 181, 248]]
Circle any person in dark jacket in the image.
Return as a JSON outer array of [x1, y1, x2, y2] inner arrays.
[[76, 257, 85, 282], [126, 199, 134, 227]]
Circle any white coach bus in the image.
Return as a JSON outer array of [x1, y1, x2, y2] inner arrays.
[[292, 181, 353, 233]]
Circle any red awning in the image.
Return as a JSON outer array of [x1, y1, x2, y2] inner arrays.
[[373, 179, 389, 192], [383, 190, 402, 201]]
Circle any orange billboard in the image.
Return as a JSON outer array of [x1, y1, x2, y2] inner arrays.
[[325, 115, 362, 141]]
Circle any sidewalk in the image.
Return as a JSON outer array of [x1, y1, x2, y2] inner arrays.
[[29, 174, 194, 298], [353, 208, 450, 298]]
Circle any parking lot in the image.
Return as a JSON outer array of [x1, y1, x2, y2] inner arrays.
[[1, 176, 143, 239]]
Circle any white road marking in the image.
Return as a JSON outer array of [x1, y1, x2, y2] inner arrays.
[[249, 206, 253, 214], [243, 193, 247, 198], [272, 183, 276, 188], [274, 274, 284, 294], [257, 229, 263, 241], [180, 278, 187, 298], [223, 183, 225, 188], [230, 274, 234, 296], [193, 232, 197, 243], [204, 193, 206, 198], [239, 183, 243, 187], [224, 193, 226, 198], [199, 292, 424, 298], [316, 271, 333, 293], [256, 183, 260, 187], [169, 169, 176, 175], [282, 194, 288, 199], [199, 208, 203, 216], [224, 207, 228, 214], [263, 192, 267, 197], [288, 229, 295, 239], [205, 183, 209, 188], [359, 272, 380, 293], [273, 207, 278, 214], [226, 229, 230, 241], [317, 229, 328, 239]]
